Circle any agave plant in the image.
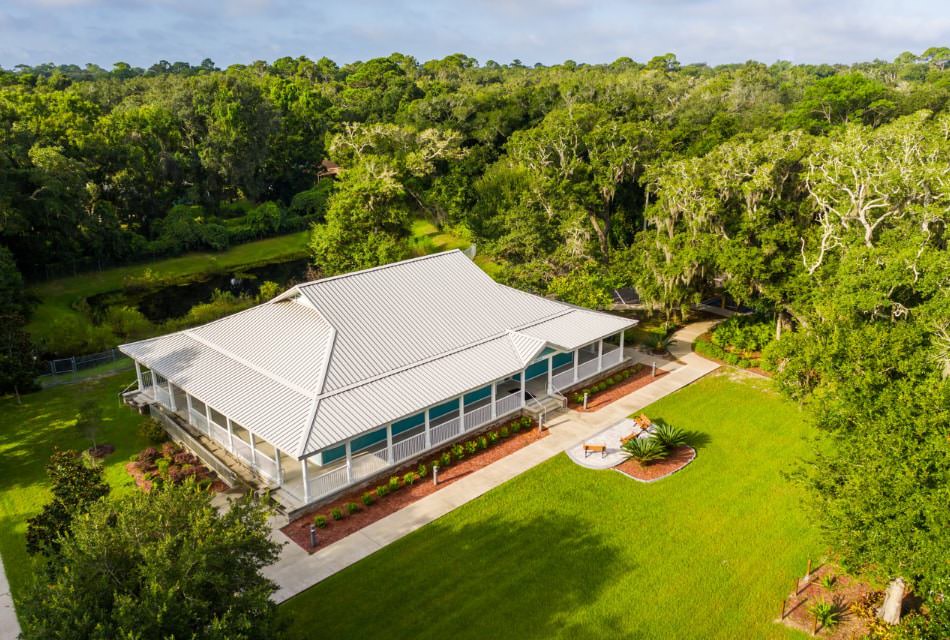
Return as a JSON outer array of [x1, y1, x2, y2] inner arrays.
[[621, 437, 668, 465], [652, 422, 689, 449]]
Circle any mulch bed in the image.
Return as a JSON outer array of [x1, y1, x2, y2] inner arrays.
[[87, 444, 115, 458], [614, 445, 696, 482], [126, 441, 228, 493], [281, 424, 548, 553], [779, 564, 878, 638], [568, 365, 668, 413]]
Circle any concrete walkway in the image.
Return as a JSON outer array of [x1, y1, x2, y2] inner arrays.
[[0, 555, 19, 640], [264, 320, 721, 603]]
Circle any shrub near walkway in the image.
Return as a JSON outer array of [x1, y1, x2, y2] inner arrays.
[[280, 371, 820, 639]]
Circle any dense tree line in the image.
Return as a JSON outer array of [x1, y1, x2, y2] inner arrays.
[[2, 48, 950, 634]]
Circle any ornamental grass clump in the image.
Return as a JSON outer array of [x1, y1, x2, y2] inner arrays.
[[809, 599, 842, 630], [652, 423, 689, 449], [621, 438, 668, 465]]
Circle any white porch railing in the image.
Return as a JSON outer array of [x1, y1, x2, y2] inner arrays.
[[430, 416, 462, 446], [141, 370, 153, 391], [602, 346, 623, 368], [209, 419, 230, 448], [350, 443, 389, 480], [577, 358, 600, 382], [463, 403, 492, 432], [154, 385, 171, 408], [551, 368, 575, 392], [189, 409, 209, 436], [308, 465, 349, 500], [232, 437, 254, 466], [255, 451, 279, 482], [495, 392, 521, 417], [392, 431, 426, 464]]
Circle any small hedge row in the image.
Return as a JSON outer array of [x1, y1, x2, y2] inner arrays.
[[694, 335, 757, 369], [312, 415, 534, 529], [570, 365, 640, 405]]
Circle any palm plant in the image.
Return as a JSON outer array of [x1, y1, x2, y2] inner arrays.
[[652, 422, 689, 449], [621, 438, 669, 465]]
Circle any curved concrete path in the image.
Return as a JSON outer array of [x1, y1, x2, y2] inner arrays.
[[0, 555, 18, 640], [264, 320, 721, 602]]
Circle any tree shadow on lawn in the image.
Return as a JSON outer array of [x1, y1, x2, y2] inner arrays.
[[283, 513, 643, 640]]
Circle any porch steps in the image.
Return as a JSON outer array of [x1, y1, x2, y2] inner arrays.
[[524, 394, 567, 423]]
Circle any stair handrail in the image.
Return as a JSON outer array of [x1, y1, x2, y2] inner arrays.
[[117, 379, 139, 404]]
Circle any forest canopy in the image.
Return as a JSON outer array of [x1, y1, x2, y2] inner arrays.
[[2, 49, 950, 635]]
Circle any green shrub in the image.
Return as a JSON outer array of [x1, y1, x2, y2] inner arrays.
[[403, 471, 417, 486], [103, 305, 154, 340], [653, 423, 689, 448], [488, 431, 499, 444], [314, 514, 328, 528], [330, 507, 344, 520], [375, 485, 389, 498], [346, 501, 360, 515], [736, 358, 752, 369], [511, 419, 522, 434], [809, 599, 842, 630], [465, 440, 478, 456], [572, 393, 584, 404], [711, 315, 773, 353], [417, 462, 428, 478], [361, 492, 375, 507], [388, 476, 400, 492], [155, 458, 170, 477], [819, 574, 837, 590], [452, 444, 465, 460], [723, 352, 740, 366], [440, 451, 452, 468], [500, 426, 510, 438], [621, 438, 669, 465], [478, 436, 488, 450], [138, 420, 168, 445], [197, 477, 212, 491]]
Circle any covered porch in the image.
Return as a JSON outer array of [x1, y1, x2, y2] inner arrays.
[[523, 331, 627, 396]]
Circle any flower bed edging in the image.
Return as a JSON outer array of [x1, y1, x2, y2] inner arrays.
[[281, 415, 546, 553]]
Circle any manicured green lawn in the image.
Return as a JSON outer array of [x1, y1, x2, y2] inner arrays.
[[410, 219, 503, 277], [27, 230, 311, 348], [0, 373, 151, 602], [280, 371, 818, 639]]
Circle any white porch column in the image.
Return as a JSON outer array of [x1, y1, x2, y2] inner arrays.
[[573, 348, 579, 382], [458, 396, 465, 433], [275, 449, 283, 485], [225, 417, 235, 452], [547, 356, 554, 394], [424, 409, 431, 448], [597, 339, 604, 371], [249, 432, 258, 467], [185, 394, 193, 425], [167, 381, 177, 411], [386, 424, 394, 464], [345, 441, 353, 483], [135, 361, 143, 390], [490, 381, 497, 420], [520, 371, 526, 408], [301, 459, 311, 503], [620, 330, 625, 353]]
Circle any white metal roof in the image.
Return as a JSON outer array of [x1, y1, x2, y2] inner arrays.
[[120, 250, 636, 458]]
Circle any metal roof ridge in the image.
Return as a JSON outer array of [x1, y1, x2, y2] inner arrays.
[[295, 325, 338, 458], [296, 250, 466, 292], [182, 329, 314, 397]]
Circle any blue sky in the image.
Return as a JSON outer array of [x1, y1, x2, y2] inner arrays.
[[1, 0, 948, 69]]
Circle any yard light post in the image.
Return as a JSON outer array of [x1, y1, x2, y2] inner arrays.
[[652, 361, 656, 377], [583, 392, 589, 410], [432, 464, 439, 486], [309, 525, 318, 549]]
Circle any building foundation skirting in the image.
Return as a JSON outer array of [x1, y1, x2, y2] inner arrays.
[[284, 408, 530, 521], [556, 357, 634, 397]]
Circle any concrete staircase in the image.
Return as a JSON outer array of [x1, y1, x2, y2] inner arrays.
[[524, 393, 567, 423]]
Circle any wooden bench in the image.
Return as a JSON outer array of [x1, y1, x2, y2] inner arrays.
[[583, 443, 607, 458], [620, 432, 639, 446]]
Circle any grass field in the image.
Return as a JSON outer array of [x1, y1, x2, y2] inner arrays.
[[409, 219, 503, 277], [26, 230, 311, 349], [279, 371, 818, 639], [0, 373, 150, 601]]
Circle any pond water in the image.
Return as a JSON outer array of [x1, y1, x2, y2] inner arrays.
[[88, 258, 311, 324]]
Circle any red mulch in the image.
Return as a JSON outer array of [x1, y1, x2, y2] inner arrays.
[[281, 425, 548, 553], [779, 564, 878, 638], [568, 365, 668, 413], [614, 445, 696, 482], [125, 443, 226, 494]]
